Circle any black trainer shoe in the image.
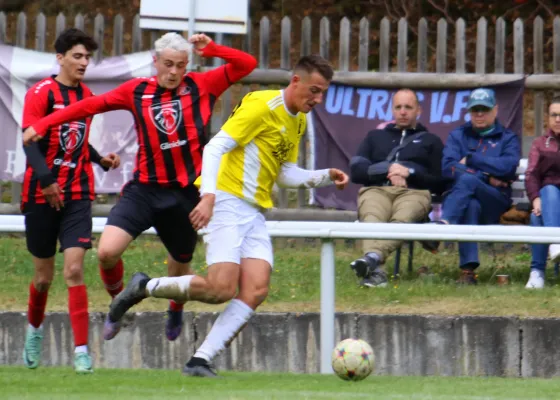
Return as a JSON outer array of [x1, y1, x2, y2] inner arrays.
[[360, 267, 388, 288], [350, 256, 378, 279], [182, 357, 219, 378], [108, 272, 150, 323]]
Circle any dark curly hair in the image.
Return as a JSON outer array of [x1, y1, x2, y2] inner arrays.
[[54, 28, 98, 55]]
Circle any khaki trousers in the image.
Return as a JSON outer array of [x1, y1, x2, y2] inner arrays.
[[357, 186, 432, 262]]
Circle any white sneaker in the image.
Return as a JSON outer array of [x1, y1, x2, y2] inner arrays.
[[525, 270, 545, 289], [549, 244, 560, 263]]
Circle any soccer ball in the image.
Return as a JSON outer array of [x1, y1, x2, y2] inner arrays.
[[331, 338, 375, 381]]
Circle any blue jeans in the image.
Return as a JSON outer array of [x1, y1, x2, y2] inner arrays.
[[530, 185, 560, 271], [442, 174, 511, 269]]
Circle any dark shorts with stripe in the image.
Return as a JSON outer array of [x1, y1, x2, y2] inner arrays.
[[107, 181, 200, 263], [23, 200, 93, 258]]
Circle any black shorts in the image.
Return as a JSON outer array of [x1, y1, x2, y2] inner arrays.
[[23, 200, 93, 259], [107, 182, 200, 263]]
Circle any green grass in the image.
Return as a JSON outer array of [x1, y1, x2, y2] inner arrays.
[[1, 367, 560, 400], [2, 234, 560, 316]]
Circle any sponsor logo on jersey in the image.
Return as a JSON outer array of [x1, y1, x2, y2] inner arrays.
[[53, 159, 77, 168], [160, 139, 187, 150]]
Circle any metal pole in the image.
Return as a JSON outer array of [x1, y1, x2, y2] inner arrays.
[[187, 0, 197, 71], [320, 239, 335, 374]]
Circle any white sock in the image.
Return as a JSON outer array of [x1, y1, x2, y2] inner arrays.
[[28, 324, 43, 332], [74, 345, 88, 354], [146, 276, 194, 302], [194, 299, 254, 362]]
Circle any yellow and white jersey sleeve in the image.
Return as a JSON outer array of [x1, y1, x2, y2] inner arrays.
[[217, 89, 307, 209]]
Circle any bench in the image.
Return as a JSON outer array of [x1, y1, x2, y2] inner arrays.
[[392, 158, 541, 277]]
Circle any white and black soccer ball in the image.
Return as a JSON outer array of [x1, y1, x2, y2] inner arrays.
[[331, 338, 375, 381]]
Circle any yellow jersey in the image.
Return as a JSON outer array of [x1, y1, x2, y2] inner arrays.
[[216, 89, 306, 209]]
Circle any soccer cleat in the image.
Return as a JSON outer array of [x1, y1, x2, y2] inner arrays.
[[103, 314, 122, 341], [165, 309, 183, 341], [23, 326, 44, 369], [182, 357, 219, 378], [74, 352, 93, 374], [108, 272, 150, 324]]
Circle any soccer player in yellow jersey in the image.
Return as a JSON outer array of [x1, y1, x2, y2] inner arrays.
[[107, 55, 349, 377]]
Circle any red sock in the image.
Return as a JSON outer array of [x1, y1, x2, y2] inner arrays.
[[99, 259, 124, 298], [169, 300, 184, 312], [68, 285, 89, 347], [27, 282, 48, 328]]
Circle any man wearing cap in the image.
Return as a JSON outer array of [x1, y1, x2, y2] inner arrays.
[[422, 88, 521, 284]]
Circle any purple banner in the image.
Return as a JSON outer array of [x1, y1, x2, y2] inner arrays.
[[311, 79, 525, 211]]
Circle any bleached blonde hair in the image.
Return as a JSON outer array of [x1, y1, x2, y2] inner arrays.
[[154, 32, 192, 57]]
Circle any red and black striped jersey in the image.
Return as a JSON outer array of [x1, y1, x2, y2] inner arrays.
[[22, 76, 95, 204], [32, 42, 257, 189]]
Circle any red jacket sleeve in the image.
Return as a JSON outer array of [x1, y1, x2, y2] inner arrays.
[[32, 79, 137, 137], [524, 138, 542, 203], [22, 85, 50, 129], [197, 41, 257, 97]]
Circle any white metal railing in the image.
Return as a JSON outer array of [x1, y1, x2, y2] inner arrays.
[[2, 216, 559, 374]]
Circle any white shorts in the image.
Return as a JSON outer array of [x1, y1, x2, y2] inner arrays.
[[203, 191, 273, 267]]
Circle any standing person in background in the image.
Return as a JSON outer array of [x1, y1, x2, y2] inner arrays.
[[21, 28, 120, 374]]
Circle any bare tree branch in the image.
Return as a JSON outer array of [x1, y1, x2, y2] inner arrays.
[[426, 0, 455, 24], [536, 0, 555, 18]]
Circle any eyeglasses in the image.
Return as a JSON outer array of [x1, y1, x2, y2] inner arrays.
[[549, 113, 560, 119], [469, 106, 492, 113]]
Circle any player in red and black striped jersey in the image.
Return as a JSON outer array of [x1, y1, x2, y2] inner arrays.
[[23, 32, 257, 342], [21, 28, 120, 374]]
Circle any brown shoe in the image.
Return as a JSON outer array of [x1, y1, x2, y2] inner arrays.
[[456, 269, 477, 285]]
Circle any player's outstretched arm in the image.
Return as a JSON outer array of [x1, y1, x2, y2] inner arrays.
[[23, 82, 134, 146], [276, 163, 349, 190]]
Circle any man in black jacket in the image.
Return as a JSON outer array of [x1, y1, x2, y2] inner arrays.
[[349, 89, 444, 287]]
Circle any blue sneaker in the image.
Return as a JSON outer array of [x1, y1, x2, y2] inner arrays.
[[74, 352, 93, 374], [23, 326, 43, 369], [166, 309, 183, 341]]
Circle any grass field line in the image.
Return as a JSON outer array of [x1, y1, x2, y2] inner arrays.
[[194, 391, 549, 400]]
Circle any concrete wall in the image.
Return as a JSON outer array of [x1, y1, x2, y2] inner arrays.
[[1, 312, 558, 377]]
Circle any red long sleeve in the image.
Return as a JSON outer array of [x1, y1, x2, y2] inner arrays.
[[197, 41, 257, 97], [32, 80, 134, 137]]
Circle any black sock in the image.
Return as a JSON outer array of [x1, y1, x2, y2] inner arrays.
[[187, 356, 208, 367]]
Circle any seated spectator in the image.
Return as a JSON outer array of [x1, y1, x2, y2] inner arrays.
[[524, 96, 560, 289], [422, 88, 521, 285], [349, 89, 444, 287]]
